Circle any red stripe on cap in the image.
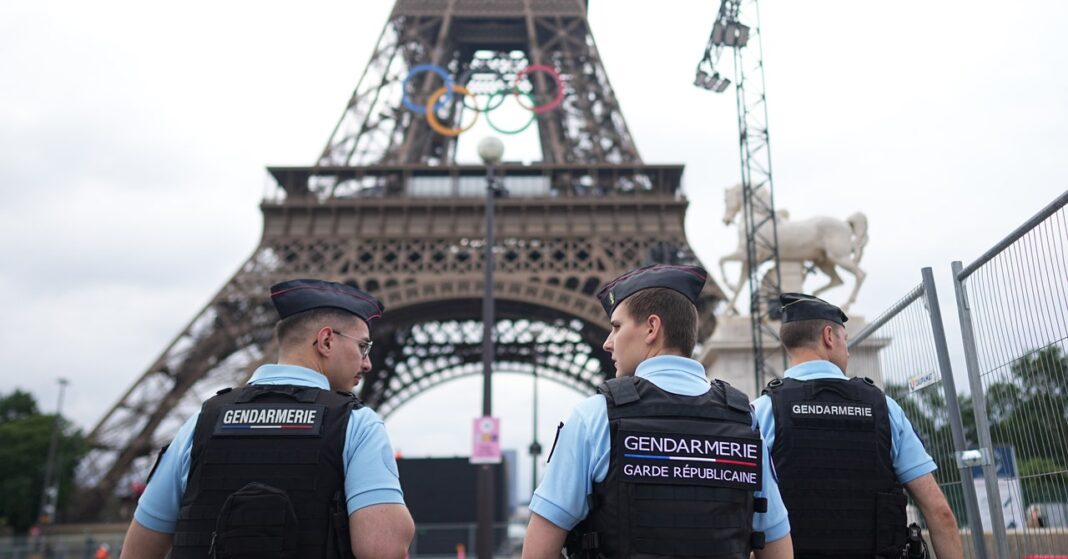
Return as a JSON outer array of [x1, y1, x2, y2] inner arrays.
[[600, 264, 707, 292], [270, 284, 383, 310]]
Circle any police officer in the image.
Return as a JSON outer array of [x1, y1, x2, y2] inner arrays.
[[752, 293, 963, 559], [120, 279, 414, 559], [522, 265, 793, 559]]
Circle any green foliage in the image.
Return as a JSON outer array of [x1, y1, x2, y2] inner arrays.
[[0, 390, 38, 422], [1018, 457, 1068, 504], [0, 390, 85, 533], [988, 346, 1068, 468], [888, 344, 1068, 514]]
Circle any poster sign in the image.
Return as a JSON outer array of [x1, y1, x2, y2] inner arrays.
[[470, 416, 501, 464]]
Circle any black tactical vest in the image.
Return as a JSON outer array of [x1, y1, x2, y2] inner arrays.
[[172, 383, 361, 559], [567, 376, 767, 559], [764, 376, 907, 558]]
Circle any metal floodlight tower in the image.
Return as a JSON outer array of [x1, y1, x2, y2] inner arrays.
[[695, 0, 786, 389]]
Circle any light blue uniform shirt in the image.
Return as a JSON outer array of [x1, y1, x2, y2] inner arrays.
[[751, 360, 936, 484], [133, 364, 404, 533], [530, 355, 791, 543]]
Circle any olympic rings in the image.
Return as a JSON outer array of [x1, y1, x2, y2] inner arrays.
[[425, 85, 480, 137], [401, 62, 566, 136], [457, 68, 508, 113], [403, 64, 454, 115], [485, 90, 537, 135], [514, 64, 565, 114]]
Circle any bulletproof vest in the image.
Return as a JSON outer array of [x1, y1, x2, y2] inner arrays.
[[172, 383, 361, 559], [764, 376, 906, 558], [567, 376, 767, 559]]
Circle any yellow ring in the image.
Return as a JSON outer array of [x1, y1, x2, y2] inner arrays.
[[425, 85, 479, 137]]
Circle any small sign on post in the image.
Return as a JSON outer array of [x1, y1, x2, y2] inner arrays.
[[470, 416, 501, 464]]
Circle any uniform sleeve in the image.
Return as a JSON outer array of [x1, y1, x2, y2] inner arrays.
[[886, 396, 937, 483], [752, 416, 790, 542], [750, 394, 775, 451], [529, 396, 609, 530], [133, 413, 199, 533], [344, 407, 405, 514]]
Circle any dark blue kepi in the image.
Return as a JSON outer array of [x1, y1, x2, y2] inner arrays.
[[779, 292, 847, 325], [596, 264, 707, 317], [269, 279, 384, 323]]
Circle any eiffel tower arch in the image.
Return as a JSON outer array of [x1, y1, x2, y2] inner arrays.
[[77, 0, 725, 516]]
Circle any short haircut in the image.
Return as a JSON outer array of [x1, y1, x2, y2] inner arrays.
[[780, 319, 840, 351], [623, 288, 699, 356], [274, 307, 361, 349]]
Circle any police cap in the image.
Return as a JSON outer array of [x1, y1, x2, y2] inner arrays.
[[780, 292, 847, 325], [596, 264, 707, 317], [270, 279, 384, 323]]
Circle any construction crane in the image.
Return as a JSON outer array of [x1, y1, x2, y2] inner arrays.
[[695, 0, 786, 390]]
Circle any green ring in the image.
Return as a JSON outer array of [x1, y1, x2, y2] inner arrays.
[[485, 89, 537, 135], [464, 86, 511, 113]]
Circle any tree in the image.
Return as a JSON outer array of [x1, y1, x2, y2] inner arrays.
[[886, 345, 1068, 521], [0, 389, 85, 533]]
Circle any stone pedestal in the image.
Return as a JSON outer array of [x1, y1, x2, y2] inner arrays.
[[702, 261, 888, 397], [698, 313, 888, 398]]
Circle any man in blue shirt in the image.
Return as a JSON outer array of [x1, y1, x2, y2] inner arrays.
[[752, 292, 962, 558], [120, 279, 414, 559], [523, 265, 792, 559]]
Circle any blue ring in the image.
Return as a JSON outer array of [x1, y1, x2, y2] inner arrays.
[[402, 64, 454, 115]]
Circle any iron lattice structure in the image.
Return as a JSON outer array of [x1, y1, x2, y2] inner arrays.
[[78, 0, 724, 516], [696, 0, 785, 389]]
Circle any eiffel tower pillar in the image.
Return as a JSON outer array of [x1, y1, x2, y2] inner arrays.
[[76, 0, 727, 538]]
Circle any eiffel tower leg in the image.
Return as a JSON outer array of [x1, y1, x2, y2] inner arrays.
[[76, 258, 277, 518]]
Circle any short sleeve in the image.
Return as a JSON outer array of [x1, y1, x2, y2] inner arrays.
[[343, 407, 405, 514], [752, 418, 790, 542], [133, 413, 199, 533], [529, 395, 609, 530], [886, 396, 937, 483]]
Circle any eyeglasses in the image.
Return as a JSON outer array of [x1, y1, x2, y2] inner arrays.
[[333, 330, 374, 358]]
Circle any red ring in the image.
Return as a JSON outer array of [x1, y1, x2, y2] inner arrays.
[[513, 64, 564, 114]]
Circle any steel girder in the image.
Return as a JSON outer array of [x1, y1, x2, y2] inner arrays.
[[317, 0, 639, 166]]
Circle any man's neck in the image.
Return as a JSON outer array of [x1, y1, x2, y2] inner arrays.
[[277, 352, 326, 378], [786, 348, 828, 368]]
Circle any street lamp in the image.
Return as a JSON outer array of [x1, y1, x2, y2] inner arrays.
[[476, 136, 504, 559], [35, 378, 69, 552]]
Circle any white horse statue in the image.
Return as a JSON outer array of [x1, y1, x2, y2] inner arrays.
[[718, 184, 869, 314]]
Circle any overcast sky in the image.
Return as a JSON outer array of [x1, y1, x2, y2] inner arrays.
[[1, 0, 1066, 501]]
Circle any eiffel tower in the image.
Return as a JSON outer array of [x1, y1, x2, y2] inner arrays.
[[78, 0, 724, 515]]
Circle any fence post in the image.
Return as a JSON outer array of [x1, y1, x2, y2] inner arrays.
[[920, 267, 988, 558], [951, 260, 1010, 559]]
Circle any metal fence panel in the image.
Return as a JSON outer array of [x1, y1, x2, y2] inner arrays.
[[953, 189, 1068, 558], [849, 270, 985, 558]]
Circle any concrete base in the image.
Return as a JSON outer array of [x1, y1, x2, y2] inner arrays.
[[698, 314, 887, 398]]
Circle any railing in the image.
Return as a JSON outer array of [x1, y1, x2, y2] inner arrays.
[[951, 189, 1068, 558], [853, 188, 1068, 559], [849, 269, 986, 558]]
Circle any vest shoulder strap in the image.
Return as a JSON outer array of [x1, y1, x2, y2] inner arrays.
[[715, 379, 752, 414], [598, 377, 641, 407]]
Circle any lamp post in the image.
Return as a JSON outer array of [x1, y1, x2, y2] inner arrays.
[[38, 378, 69, 528], [476, 136, 504, 559], [530, 364, 541, 498], [527, 322, 544, 500]]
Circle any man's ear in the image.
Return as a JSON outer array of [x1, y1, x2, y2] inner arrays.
[[645, 314, 663, 344], [313, 326, 333, 356], [821, 324, 836, 349]]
